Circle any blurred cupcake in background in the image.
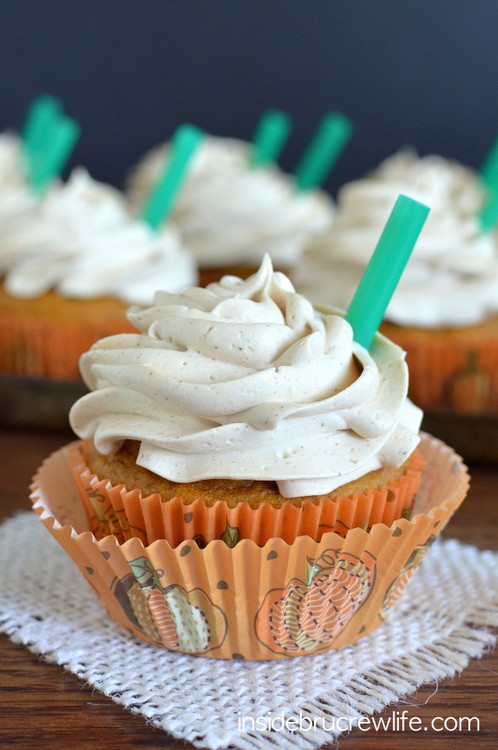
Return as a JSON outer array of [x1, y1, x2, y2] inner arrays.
[[293, 148, 498, 416], [126, 110, 352, 284], [0, 102, 198, 383]]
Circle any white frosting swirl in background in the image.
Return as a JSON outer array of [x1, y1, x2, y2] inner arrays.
[[294, 150, 498, 327], [0, 133, 37, 220], [0, 132, 59, 244], [1, 168, 197, 303], [126, 135, 334, 268], [70, 256, 422, 498]]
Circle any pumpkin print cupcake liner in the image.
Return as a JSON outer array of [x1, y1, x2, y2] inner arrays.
[[380, 316, 498, 415], [65, 440, 425, 547], [30, 433, 468, 660]]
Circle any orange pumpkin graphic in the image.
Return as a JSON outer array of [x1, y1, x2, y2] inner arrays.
[[255, 548, 376, 656]]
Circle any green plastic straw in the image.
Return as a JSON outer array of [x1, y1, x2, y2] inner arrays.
[[142, 124, 204, 231], [31, 116, 80, 195], [345, 195, 430, 349], [480, 132, 498, 190], [22, 94, 62, 161], [479, 190, 498, 233], [294, 112, 353, 191], [250, 109, 292, 167]]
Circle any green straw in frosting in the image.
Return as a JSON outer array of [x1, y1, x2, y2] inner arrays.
[[480, 131, 498, 190], [31, 116, 81, 195], [250, 109, 292, 167], [479, 132, 498, 232], [22, 94, 62, 163], [142, 124, 204, 231], [479, 190, 498, 233], [294, 112, 353, 191], [345, 194, 430, 350]]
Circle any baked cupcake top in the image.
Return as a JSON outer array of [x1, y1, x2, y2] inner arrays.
[[126, 135, 334, 268], [294, 149, 498, 327], [70, 255, 422, 498], [1, 167, 197, 303]]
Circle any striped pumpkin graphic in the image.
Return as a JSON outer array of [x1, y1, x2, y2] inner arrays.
[[123, 556, 227, 654], [256, 549, 376, 656]]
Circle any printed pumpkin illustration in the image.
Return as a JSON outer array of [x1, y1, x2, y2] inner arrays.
[[112, 556, 227, 654], [444, 350, 491, 413], [255, 548, 376, 656], [380, 539, 434, 620], [221, 522, 240, 547], [85, 485, 123, 539]]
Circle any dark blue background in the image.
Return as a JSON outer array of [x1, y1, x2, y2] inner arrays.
[[1, 0, 497, 194]]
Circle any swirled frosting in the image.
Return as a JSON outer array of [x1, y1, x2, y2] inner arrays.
[[70, 256, 422, 498], [1, 168, 197, 303], [294, 150, 498, 327], [126, 135, 334, 267]]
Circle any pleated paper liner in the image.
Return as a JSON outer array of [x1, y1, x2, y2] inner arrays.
[[66, 440, 425, 547], [381, 315, 498, 415], [0, 284, 134, 381], [30, 434, 469, 660]]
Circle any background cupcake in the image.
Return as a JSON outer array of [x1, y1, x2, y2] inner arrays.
[[126, 111, 352, 284], [0, 104, 198, 383], [293, 149, 498, 416]]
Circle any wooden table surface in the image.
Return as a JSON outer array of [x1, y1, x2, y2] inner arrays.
[[0, 426, 497, 749]]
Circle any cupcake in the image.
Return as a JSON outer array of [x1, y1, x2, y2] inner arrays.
[[0, 168, 197, 382], [67, 255, 425, 546], [126, 133, 336, 285], [293, 149, 498, 414], [30, 256, 469, 659]]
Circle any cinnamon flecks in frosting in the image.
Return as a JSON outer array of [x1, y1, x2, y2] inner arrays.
[[126, 136, 334, 268], [70, 256, 422, 498], [293, 150, 498, 327]]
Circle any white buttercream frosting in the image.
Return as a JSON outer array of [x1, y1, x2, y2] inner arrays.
[[294, 150, 498, 327], [0, 132, 31, 194], [0, 132, 46, 229], [126, 135, 334, 268], [1, 167, 197, 303], [70, 256, 422, 498]]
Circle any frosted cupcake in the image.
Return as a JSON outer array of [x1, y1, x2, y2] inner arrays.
[[0, 168, 197, 381], [126, 112, 352, 284], [30, 199, 470, 659], [294, 149, 498, 414], [66, 255, 425, 546], [0, 102, 200, 383], [30, 255, 470, 659]]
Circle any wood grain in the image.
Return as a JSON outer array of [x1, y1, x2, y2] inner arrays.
[[0, 427, 496, 748]]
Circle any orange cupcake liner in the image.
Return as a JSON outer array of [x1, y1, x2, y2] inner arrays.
[[66, 440, 425, 547], [381, 319, 498, 414], [0, 310, 134, 382], [30, 434, 469, 660]]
